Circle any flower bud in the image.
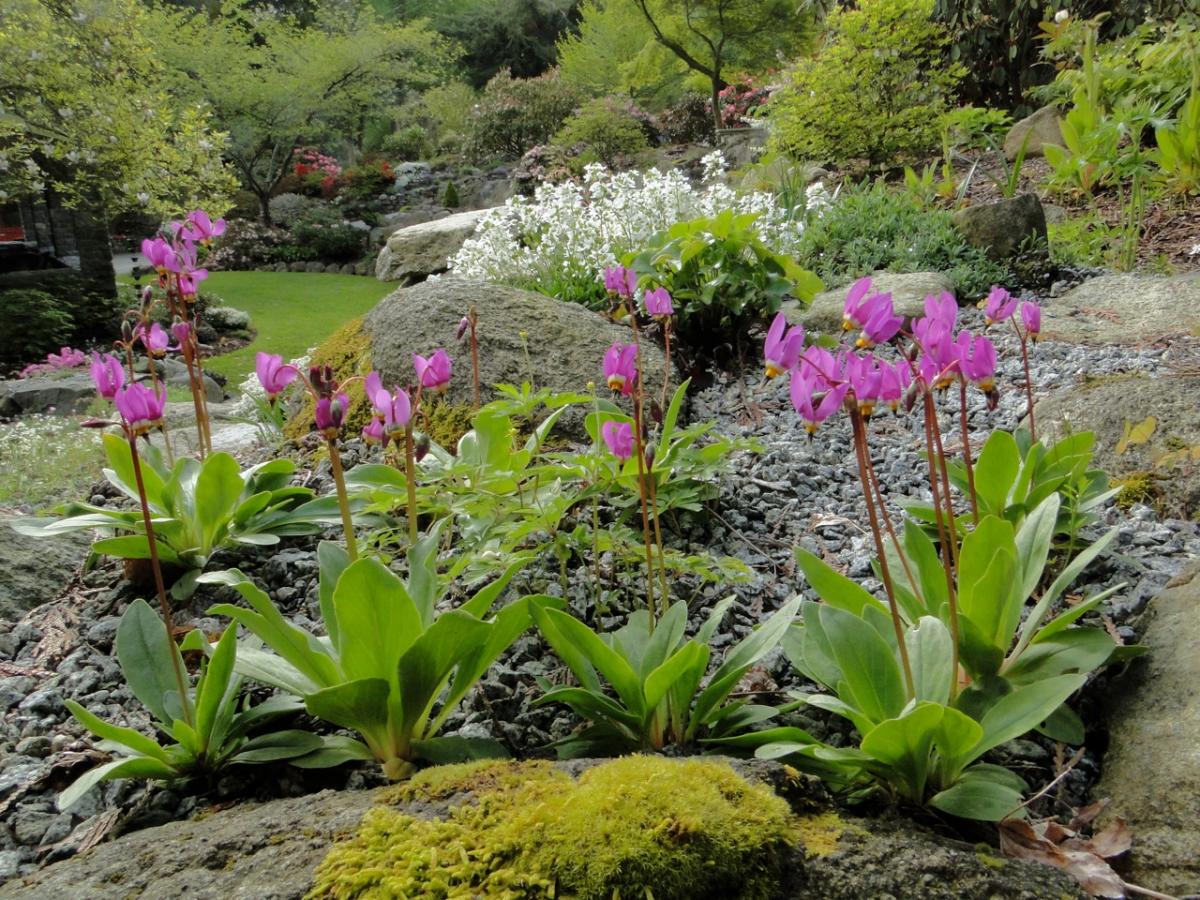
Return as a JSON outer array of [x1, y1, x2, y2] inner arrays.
[[457, 316, 471, 340], [414, 431, 431, 462]]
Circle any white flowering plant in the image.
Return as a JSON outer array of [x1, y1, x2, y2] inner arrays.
[[450, 152, 830, 309]]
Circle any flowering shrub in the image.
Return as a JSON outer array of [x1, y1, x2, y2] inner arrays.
[[464, 68, 582, 162], [207, 219, 292, 269], [17, 346, 87, 378], [268, 193, 326, 228], [337, 158, 395, 201], [717, 77, 771, 128], [293, 147, 342, 179], [451, 152, 831, 307], [658, 92, 715, 144]]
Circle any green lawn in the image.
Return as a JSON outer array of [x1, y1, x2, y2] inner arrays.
[[200, 272, 391, 386]]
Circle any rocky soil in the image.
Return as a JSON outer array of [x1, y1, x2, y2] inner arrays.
[[1, 275, 1198, 894]]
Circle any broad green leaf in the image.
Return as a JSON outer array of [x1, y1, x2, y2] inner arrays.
[[288, 735, 375, 769], [58, 756, 177, 811], [334, 558, 422, 683], [194, 625, 237, 753], [102, 433, 166, 511], [306, 677, 390, 734], [861, 702, 944, 801], [1005, 629, 1115, 685], [973, 431, 1020, 515], [195, 452, 244, 550], [406, 526, 442, 629], [316, 541, 350, 650], [818, 606, 905, 726], [116, 599, 188, 726], [906, 617, 953, 704], [969, 675, 1087, 765], [695, 596, 736, 645], [230, 730, 323, 763], [411, 736, 510, 765], [956, 614, 1006, 680], [535, 608, 645, 716], [532, 685, 643, 732], [65, 699, 171, 763], [644, 641, 708, 714], [1013, 495, 1059, 604], [795, 549, 888, 617], [530, 604, 600, 693], [929, 764, 1027, 821], [224, 642, 318, 697], [92, 535, 183, 566], [635, 600, 689, 676], [395, 611, 490, 741], [931, 705, 984, 780], [957, 516, 1020, 652], [1033, 585, 1122, 642]]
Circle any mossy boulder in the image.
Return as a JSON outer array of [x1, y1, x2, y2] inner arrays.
[[0, 757, 1086, 900], [363, 279, 678, 441]]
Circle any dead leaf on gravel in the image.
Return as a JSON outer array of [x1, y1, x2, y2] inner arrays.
[[999, 818, 1128, 898], [30, 604, 81, 666], [38, 808, 120, 861]]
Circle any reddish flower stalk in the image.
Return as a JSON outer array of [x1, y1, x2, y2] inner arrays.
[[921, 393, 960, 698], [326, 437, 358, 562], [959, 378, 978, 524]]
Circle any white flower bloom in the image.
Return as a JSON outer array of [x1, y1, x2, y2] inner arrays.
[[1054, 9, 1070, 23]]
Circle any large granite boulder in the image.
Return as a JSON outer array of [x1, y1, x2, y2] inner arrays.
[[133, 358, 223, 404], [1092, 566, 1200, 896], [363, 279, 677, 437], [952, 194, 1048, 262], [0, 375, 96, 418], [0, 758, 1084, 900], [0, 515, 91, 621], [1039, 273, 1200, 344], [780, 272, 954, 334], [374, 209, 491, 283], [1033, 373, 1200, 519], [1003, 106, 1064, 160]]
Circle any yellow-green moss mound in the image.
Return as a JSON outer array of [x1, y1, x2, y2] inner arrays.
[[308, 756, 831, 900]]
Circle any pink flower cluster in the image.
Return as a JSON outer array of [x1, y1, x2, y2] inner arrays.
[[18, 346, 87, 378], [89, 352, 165, 435], [767, 278, 1042, 434], [141, 210, 225, 301], [293, 148, 342, 178]]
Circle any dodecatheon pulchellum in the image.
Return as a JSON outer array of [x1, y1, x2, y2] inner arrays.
[[983, 286, 1018, 325], [603, 342, 638, 395], [171, 320, 192, 345], [413, 349, 451, 393], [957, 331, 998, 393], [878, 359, 911, 413], [365, 371, 412, 442], [855, 296, 903, 349], [923, 291, 958, 330], [91, 352, 125, 400], [797, 344, 841, 391], [136, 322, 172, 359], [361, 417, 386, 444], [178, 209, 226, 245], [255, 352, 298, 401], [315, 393, 349, 439], [763, 312, 804, 378], [140, 237, 175, 276], [1021, 301, 1042, 339], [603, 265, 638, 300], [114, 383, 166, 435], [790, 365, 849, 435], [912, 312, 959, 389], [840, 277, 874, 330], [601, 420, 634, 461], [643, 287, 674, 318], [844, 352, 887, 417]]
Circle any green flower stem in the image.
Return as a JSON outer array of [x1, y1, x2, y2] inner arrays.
[[146, 355, 174, 465], [404, 426, 419, 544], [1012, 320, 1037, 442], [326, 438, 359, 562], [628, 315, 658, 631], [850, 410, 914, 700], [127, 431, 193, 728]]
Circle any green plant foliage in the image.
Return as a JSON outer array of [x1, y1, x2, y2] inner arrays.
[[12, 435, 339, 598], [375, 124, 431, 162], [0, 290, 75, 371], [793, 181, 1010, 299], [1047, 211, 1119, 268], [58, 599, 319, 811], [308, 756, 809, 900], [464, 67, 583, 161], [551, 96, 652, 168], [769, 0, 963, 166], [532, 595, 801, 756], [287, 206, 368, 262], [1154, 72, 1200, 196], [440, 180, 461, 208], [627, 210, 823, 347], [201, 535, 558, 779]]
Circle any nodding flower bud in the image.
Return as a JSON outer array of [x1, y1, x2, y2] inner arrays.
[[414, 431, 431, 462], [456, 316, 471, 340], [644, 440, 657, 469], [314, 392, 348, 439], [309, 364, 336, 397], [140, 285, 154, 312], [121, 319, 134, 344]]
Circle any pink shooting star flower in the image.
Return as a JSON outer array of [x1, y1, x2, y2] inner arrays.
[[844, 352, 886, 417], [413, 349, 452, 393], [797, 345, 841, 391], [177, 268, 208, 302], [91, 352, 125, 400], [1020, 301, 1042, 340], [956, 331, 998, 392], [764, 312, 804, 378], [878, 360, 911, 413], [136, 322, 172, 359], [362, 417, 386, 444], [790, 366, 849, 434], [923, 292, 957, 330], [983, 286, 1018, 325], [603, 342, 638, 395], [601, 420, 634, 461], [171, 320, 192, 345], [365, 371, 412, 442], [141, 237, 175, 275], [841, 277, 875, 330], [114, 382, 166, 435], [603, 266, 638, 299], [912, 313, 959, 389], [179, 210, 226, 244], [315, 392, 349, 439], [255, 352, 298, 400], [643, 287, 674, 318], [856, 297, 903, 349]]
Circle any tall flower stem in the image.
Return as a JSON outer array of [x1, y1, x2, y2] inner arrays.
[[1013, 322, 1037, 441], [590, 387, 603, 607], [850, 410, 915, 699], [958, 378, 978, 524], [927, 397, 961, 577], [404, 426, 419, 544], [644, 454, 670, 609], [128, 432, 192, 728], [468, 314, 481, 410], [922, 393, 960, 699], [326, 438, 358, 561], [627, 315, 658, 630], [659, 320, 672, 416], [145, 356, 174, 465], [863, 435, 924, 608]]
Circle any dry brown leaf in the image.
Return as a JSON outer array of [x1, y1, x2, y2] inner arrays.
[[1000, 819, 1127, 899], [38, 808, 120, 860], [1075, 818, 1133, 860], [1069, 799, 1110, 831]]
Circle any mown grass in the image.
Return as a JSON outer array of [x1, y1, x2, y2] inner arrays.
[[199, 272, 391, 385]]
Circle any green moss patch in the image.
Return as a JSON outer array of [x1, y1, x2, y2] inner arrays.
[[309, 756, 834, 900]]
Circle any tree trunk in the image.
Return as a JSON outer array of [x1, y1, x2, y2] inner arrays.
[[711, 76, 723, 140], [74, 202, 117, 300], [257, 189, 273, 227]]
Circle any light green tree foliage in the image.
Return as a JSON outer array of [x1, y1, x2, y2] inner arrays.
[[0, 0, 236, 218], [153, 1, 458, 224], [628, 0, 815, 129], [556, 0, 689, 104], [769, 0, 964, 166]]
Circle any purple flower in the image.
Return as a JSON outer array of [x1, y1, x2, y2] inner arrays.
[[856, 297, 903, 349], [603, 342, 638, 395], [413, 349, 451, 393], [256, 352, 298, 399], [878, 360, 911, 412], [643, 287, 674, 318], [790, 366, 848, 434], [178, 268, 207, 301], [365, 371, 411, 440], [362, 417, 386, 444], [797, 345, 841, 391], [841, 277, 875, 330], [114, 383, 166, 434], [137, 322, 172, 358], [601, 420, 633, 461], [957, 331, 997, 392], [315, 392, 349, 438], [171, 320, 192, 345], [141, 238, 175, 274], [845, 352, 885, 416], [603, 266, 638, 299], [983, 286, 1018, 325], [764, 312, 804, 378], [180, 210, 226, 244], [1020, 301, 1041, 339], [923, 292, 957, 330], [91, 352, 125, 400], [913, 314, 959, 389]]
